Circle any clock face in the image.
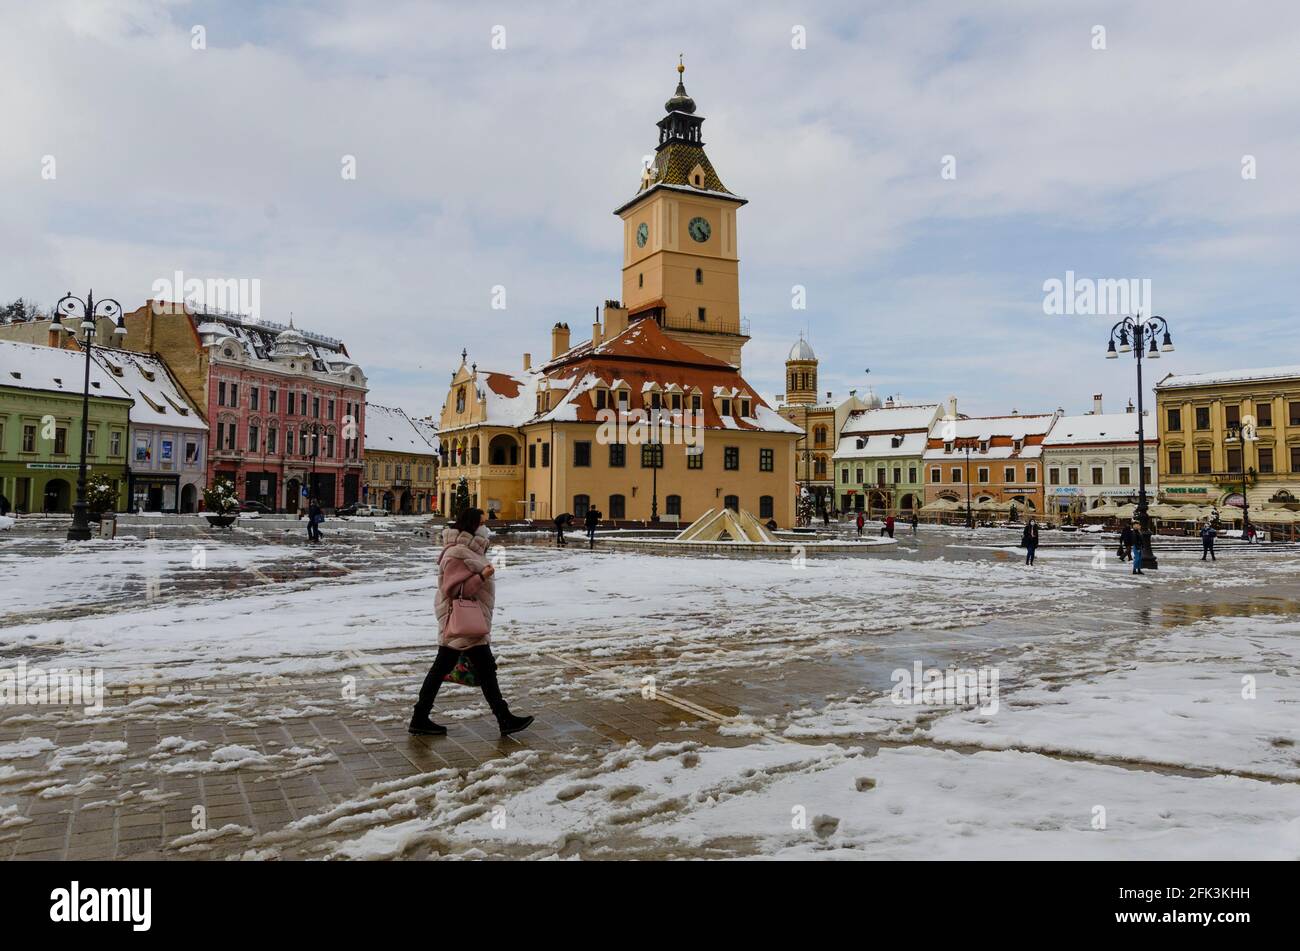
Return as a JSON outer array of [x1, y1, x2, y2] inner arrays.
[[636, 222, 648, 248], [688, 216, 711, 243]]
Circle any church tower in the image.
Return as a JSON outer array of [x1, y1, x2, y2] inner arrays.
[[614, 59, 749, 368], [785, 336, 817, 405]]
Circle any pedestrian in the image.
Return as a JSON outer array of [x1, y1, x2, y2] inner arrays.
[[1131, 531, 1144, 574], [855, 511, 864, 536], [1118, 523, 1133, 562], [307, 497, 323, 542], [885, 514, 895, 538], [1201, 521, 1217, 561], [822, 508, 830, 528], [585, 507, 600, 548], [1021, 519, 1039, 565], [910, 511, 918, 534], [0, 493, 9, 517], [554, 511, 573, 547], [410, 507, 533, 737]]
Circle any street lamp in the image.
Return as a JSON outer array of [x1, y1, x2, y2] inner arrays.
[[304, 420, 326, 508], [51, 291, 127, 541], [648, 407, 662, 523], [1106, 313, 1173, 568], [961, 441, 974, 528], [1224, 423, 1253, 539]]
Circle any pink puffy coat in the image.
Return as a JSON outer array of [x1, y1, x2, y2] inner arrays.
[[435, 527, 496, 649]]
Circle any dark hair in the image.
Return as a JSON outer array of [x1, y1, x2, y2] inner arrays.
[[452, 508, 485, 534]]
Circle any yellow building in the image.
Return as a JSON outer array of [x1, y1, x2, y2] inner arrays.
[[363, 403, 438, 513], [1155, 364, 1300, 512], [434, 64, 802, 526], [616, 59, 749, 369], [776, 338, 873, 517]]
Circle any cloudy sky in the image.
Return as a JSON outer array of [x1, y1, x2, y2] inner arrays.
[[3, 0, 1298, 417]]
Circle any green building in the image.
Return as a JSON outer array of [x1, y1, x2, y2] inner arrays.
[[0, 341, 130, 513], [833, 402, 942, 516]]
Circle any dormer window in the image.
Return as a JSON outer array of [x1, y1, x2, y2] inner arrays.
[[856, 438, 866, 450], [944, 441, 953, 454], [650, 391, 662, 410], [595, 388, 608, 410], [979, 440, 989, 452], [740, 398, 751, 417], [670, 393, 682, 410], [617, 390, 629, 411], [891, 435, 902, 448], [721, 398, 731, 416], [1013, 438, 1023, 452]]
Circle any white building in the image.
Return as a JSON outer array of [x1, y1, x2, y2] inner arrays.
[[1041, 395, 1159, 517], [93, 348, 208, 512]]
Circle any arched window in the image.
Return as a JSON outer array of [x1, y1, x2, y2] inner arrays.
[[814, 455, 827, 478], [724, 494, 739, 512], [608, 494, 626, 519], [666, 494, 681, 517], [814, 425, 827, 446], [573, 494, 590, 518], [470, 436, 480, 466], [759, 495, 774, 519]]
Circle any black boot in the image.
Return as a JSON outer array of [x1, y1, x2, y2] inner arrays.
[[498, 712, 535, 736], [473, 651, 534, 736], [408, 710, 447, 736]]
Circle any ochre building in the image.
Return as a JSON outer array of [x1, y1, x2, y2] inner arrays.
[[435, 64, 801, 526]]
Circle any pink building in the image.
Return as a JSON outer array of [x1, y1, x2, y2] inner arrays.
[[196, 314, 367, 511]]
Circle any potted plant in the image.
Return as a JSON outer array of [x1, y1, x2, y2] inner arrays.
[[203, 478, 240, 528], [85, 474, 118, 522]]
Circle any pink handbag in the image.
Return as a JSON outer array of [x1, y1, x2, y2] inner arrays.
[[447, 581, 489, 641]]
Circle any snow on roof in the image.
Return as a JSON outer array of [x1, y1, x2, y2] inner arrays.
[[927, 413, 1056, 441], [1157, 365, 1300, 389], [364, 403, 438, 454], [0, 340, 131, 403], [754, 404, 804, 435], [92, 348, 207, 430], [833, 431, 928, 460], [478, 370, 543, 427], [1043, 412, 1157, 447], [842, 403, 941, 435]]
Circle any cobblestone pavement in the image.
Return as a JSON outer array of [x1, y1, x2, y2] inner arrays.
[[2, 518, 1297, 860]]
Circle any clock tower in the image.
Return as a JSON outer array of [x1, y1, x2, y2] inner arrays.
[[614, 59, 749, 368]]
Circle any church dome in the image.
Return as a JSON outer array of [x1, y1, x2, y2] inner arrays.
[[862, 386, 882, 410], [664, 59, 696, 114], [788, 338, 816, 362]]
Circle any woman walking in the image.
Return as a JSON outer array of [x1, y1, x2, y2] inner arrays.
[[409, 508, 534, 737], [1021, 519, 1040, 565]]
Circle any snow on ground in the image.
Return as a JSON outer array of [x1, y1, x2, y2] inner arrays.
[[2, 527, 1299, 859]]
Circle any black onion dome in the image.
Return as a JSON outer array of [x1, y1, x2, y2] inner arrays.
[[664, 60, 696, 113]]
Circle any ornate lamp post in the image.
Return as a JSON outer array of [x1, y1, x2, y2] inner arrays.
[[304, 420, 327, 507], [50, 291, 127, 541], [1224, 422, 1254, 538], [648, 408, 662, 523], [1106, 313, 1174, 568]]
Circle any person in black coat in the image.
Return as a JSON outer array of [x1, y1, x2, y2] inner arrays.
[[584, 508, 600, 548], [307, 498, 324, 542], [1118, 523, 1133, 561], [554, 512, 573, 547], [0, 493, 10, 517], [1021, 520, 1040, 565]]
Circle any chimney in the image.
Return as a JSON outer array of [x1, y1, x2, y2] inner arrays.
[[948, 396, 957, 419], [603, 299, 629, 339], [1092, 393, 1103, 415], [826, 391, 832, 403], [551, 322, 570, 359], [592, 318, 602, 347], [522, 352, 531, 371]]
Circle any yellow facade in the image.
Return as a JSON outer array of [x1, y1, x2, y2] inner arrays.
[[365, 450, 437, 513], [1156, 368, 1300, 510], [516, 420, 793, 526]]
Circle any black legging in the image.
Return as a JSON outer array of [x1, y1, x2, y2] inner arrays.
[[415, 644, 507, 719]]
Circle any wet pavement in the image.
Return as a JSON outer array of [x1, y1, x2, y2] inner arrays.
[[1, 516, 1297, 859]]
